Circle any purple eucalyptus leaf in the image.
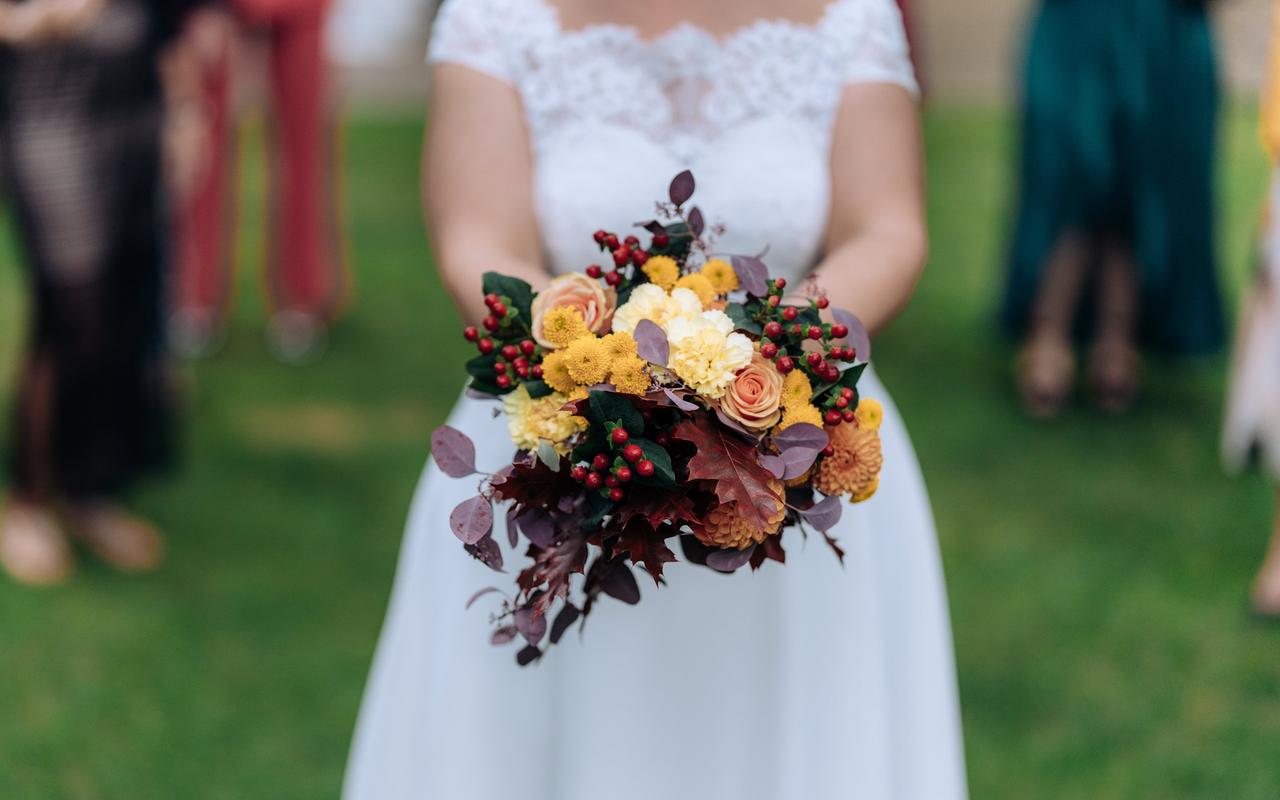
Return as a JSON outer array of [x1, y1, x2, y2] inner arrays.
[[536, 441, 561, 472], [465, 586, 500, 610], [516, 508, 556, 548], [549, 603, 581, 644], [633, 319, 669, 366], [801, 495, 844, 532], [759, 453, 786, 480], [465, 535, 504, 572], [465, 387, 498, 400], [780, 447, 821, 481], [491, 625, 518, 646], [688, 207, 705, 237], [730, 255, 770, 296], [516, 645, 542, 666], [664, 387, 699, 412], [774, 423, 829, 453], [707, 546, 756, 573], [832, 308, 872, 362], [669, 170, 695, 206], [431, 426, 477, 478], [505, 506, 519, 548], [601, 563, 641, 605], [450, 496, 494, 545], [642, 220, 667, 235], [514, 607, 548, 646]]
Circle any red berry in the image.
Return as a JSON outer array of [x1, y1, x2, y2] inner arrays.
[[491, 302, 507, 318], [611, 427, 630, 445], [831, 324, 849, 339], [501, 344, 520, 360], [612, 247, 631, 267], [515, 366, 529, 378], [790, 324, 804, 337], [571, 465, 588, 482], [816, 297, 830, 309], [592, 454, 611, 471], [514, 358, 529, 371], [585, 472, 603, 490], [768, 296, 781, 307], [484, 293, 500, 308], [807, 352, 823, 368], [822, 445, 836, 457], [496, 374, 512, 389], [807, 325, 823, 340], [463, 326, 480, 342], [616, 466, 633, 483], [835, 396, 850, 409], [824, 366, 840, 383], [483, 316, 500, 332], [605, 271, 623, 287], [653, 233, 670, 248], [776, 356, 795, 373], [586, 264, 603, 279], [842, 409, 857, 423], [655, 432, 671, 447], [782, 307, 798, 322], [477, 338, 495, 354], [760, 342, 779, 359], [494, 362, 506, 374], [825, 410, 843, 426], [531, 365, 544, 379], [593, 230, 607, 244], [520, 340, 536, 356], [604, 234, 619, 250], [763, 321, 783, 339], [609, 487, 625, 503], [774, 278, 787, 290], [605, 475, 620, 489], [636, 460, 655, 478], [631, 249, 649, 267], [622, 443, 643, 462], [624, 235, 639, 247]]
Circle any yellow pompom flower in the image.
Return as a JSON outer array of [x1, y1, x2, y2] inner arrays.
[[563, 336, 610, 386], [540, 305, 591, 349], [641, 255, 680, 291], [855, 397, 884, 431], [701, 259, 739, 294], [609, 354, 651, 396], [777, 402, 824, 431], [675, 273, 717, 307], [601, 332, 638, 363], [540, 351, 577, 394], [781, 370, 813, 409], [502, 384, 588, 455]]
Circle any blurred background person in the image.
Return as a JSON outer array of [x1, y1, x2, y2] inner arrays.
[[1002, 0, 1224, 418], [1224, 0, 1280, 619], [0, 0, 207, 585], [169, 0, 346, 364]]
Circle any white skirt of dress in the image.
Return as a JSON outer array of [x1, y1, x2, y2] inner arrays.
[[343, 368, 968, 800]]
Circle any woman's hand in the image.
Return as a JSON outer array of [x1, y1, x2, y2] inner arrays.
[[425, 64, 548, 326], [810, 82, 927, 337], [0, 0, 105, 46]]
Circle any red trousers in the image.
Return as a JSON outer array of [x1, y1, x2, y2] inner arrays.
[[174, 0, 345, 322]]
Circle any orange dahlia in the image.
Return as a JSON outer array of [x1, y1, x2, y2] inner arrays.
[[813, 423, 883, 501], [695, 479, 787, 550]]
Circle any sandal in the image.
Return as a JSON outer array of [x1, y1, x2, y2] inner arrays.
[[0, 501, 74, 586], [64, 501, 165, 574], [1089, 337, 1140, 415], [1016, 335, 1076, 419]]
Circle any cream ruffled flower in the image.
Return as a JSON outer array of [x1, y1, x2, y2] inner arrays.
[[502, 384, 588, 454], [665, 310, 754, 398], [611, 284, 702, 335]]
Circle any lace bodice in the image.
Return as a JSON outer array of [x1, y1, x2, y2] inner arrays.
[[428, 0, 917, 282]]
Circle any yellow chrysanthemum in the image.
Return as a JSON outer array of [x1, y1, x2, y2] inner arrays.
[[601, 332, 638, 363], [540, 305, 591, 349], [675, 273, 717, 307], [609, 354, 651, 395], [701, 259, 739, 294], [540, 350, 577, 394], [781, 370, 813, 409], [777, 402, 824, 431], [563, 336, 610, 386], [503, 384, 588, 455], [641, 255, 680, 290], [855, 397, 884, 431]]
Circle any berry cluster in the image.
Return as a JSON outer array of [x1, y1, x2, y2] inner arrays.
[[753, 278, 855, 375], [588, 228, 672, 289], [462, 293, 543, 391], [568, 424, 658, 504]]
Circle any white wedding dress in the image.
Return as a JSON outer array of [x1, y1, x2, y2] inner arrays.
[[344, 0, 968, 797]]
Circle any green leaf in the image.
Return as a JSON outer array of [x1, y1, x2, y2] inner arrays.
[[632, 438, 676, 486], [650, 221, 693, 262], [837, 363, 868, 390], [587, 391, 644, 435], [524, 379, 555, 399], [482, 273, 535, 320], [726, 303, 763, 335], [466, 354, 497, 380]]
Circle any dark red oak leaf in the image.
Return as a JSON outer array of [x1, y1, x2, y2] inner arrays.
[[672, 415, 784, 533], [615, 518, 678, 584]]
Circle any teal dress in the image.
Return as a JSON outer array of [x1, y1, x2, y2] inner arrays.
[[1002, 0, 1224, 354]]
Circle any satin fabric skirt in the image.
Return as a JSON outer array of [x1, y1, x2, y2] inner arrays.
[[343, 368, 968, 800]]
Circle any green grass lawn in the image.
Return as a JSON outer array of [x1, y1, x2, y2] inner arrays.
[[1, 105, 1278, 799]]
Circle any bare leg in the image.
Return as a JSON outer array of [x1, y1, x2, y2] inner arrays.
[[1018, 231, 1091, 417], [1251, 488, 1280, 616], [1089, 236, 1141, 413]]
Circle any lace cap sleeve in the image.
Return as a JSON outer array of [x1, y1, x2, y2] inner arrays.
[[829, 0, 920, 96], [428, 0, 522, 84]]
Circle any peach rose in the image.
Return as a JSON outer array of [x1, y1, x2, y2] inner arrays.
[[720, 352, 784, 431], [531, 273, 617, 349]]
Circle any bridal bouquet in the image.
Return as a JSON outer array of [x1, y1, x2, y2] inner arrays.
[[432, 172, 884, 664]]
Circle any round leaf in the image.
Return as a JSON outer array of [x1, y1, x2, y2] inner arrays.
[[707, 546, 756, 573], [633, 319, 669, 366], [800, 495, 843, 532], [431, 426, 477, 478], [450, 496, 494, 545], [832, 308, 871, 362], [669, 170, 695, 206]]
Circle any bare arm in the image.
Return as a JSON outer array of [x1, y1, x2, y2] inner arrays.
[[808, 83, 927, 337], [424, 64, 548, 326], [0, 0, 103, 45]]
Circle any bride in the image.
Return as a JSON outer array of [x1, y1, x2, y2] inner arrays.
[[344, 0, 967, 797]]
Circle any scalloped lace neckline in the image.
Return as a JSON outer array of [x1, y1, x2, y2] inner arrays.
[[530, 0, 852, 49]]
